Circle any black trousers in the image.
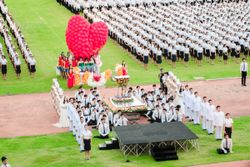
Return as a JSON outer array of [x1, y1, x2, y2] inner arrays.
[[241, 71, 247, 85], [225, 127, 232, 138], [217, 148, 230, 154]]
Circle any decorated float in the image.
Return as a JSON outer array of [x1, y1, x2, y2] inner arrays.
[[64, 15, 112, 87]]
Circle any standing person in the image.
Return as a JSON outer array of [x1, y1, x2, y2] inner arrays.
[[82, 125, 92, 160], [201, 96, 208, 130], [29, 56, 36, 77], [207, 99, 215, 135], [1, 56, 7, 80], [224, 113, 233, 138], [64, 57, 70, 79], [192, 92, 202, 125], [1, 156, 11, 167], [184, 46, 189, 67], [240, 58, 248, 86], [222, 45, 228, 65], [67, 68, 75, 89], [171, 47, 177, 68], [214, 105, 225, 140], [14, 57, 21, 79], [143, 48, 149, 70], [158, 68, 164, 90], [217, 134, 233, 154]]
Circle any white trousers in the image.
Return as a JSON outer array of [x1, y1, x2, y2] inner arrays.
[[190, 109, 194, 120], [202, 116, 207, 129], [207, 120, 214, 134], [69, 120, 73, 131], [215, 126, 223, 139], [193, 110, 200, 124]]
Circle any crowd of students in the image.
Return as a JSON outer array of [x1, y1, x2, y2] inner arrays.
[[0, 0, 36, 79], [160, 70, 234, 154], [0, 17, 21, 79], [57, 0, 83, 14], [83, 0, 249, 68], [52, 68, 234, 158], [57, 0, 244, 12]]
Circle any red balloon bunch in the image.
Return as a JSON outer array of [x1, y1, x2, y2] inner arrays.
[[65, 15, 108, 60]]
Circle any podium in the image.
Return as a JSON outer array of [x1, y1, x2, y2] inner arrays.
[[114, 75, 130, 98], [107, 75, 146, 112]]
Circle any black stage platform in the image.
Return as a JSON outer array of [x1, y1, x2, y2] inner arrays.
[[114, 122, 199, 156]]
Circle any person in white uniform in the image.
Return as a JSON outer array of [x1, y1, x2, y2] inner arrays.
[[214, 105, 225, 140], [217, 134, 233, 154], [207, 99, 215, 135], [1, 157, 11, 167], [115, 113, 128, 126], [54, 97, 70, 128], [192, 92, 202, 125], [98, 118, 110, 138], [201, 96, 208, 130]]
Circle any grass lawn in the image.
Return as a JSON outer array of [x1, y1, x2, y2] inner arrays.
[[0, 116, 250, 167], [0, 0, 249, 95]]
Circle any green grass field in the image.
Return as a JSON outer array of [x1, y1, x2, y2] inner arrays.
[[0, 0, 248, 95], [1, 116, 250, 167], [0, 1, 250, 166]]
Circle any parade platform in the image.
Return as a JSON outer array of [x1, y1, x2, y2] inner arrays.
[[114, 122, 199, 157]]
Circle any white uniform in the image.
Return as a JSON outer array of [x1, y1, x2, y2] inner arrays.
[[207, 104, 215, 134], [214, 111, 225, 139], [98, 122, 110, 137], [192, 96, 202, 124], [201, 101, 209, 130]]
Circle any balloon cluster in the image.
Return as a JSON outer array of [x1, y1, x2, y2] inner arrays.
[[66, 15, 108, 60]]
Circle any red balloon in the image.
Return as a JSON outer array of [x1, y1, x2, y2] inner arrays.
[[93, 73, 101, 82]]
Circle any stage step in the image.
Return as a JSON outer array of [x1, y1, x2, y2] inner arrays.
[[151, 146, 178, 161], [99, 143, 108, 150], [99, 138, 120, 150]]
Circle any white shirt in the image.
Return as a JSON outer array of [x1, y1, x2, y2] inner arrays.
[[221, 138, 233, 152], [1, 164, 11, 167], [240, 62, 248, 72], [224, 118, 233, 128], [116, 116, 128, 126], [82, 129, 92, 139], [1, 58, 7, 65], [214, 111, 225, 127], [98, 122, 110, 136]]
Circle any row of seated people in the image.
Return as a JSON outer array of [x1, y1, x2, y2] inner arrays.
[[84, 1, 249, 68], [0, 0, 36, 76], [57, 0, 243, 13], [57, 52, 99, 79]]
